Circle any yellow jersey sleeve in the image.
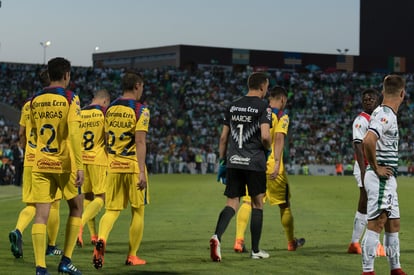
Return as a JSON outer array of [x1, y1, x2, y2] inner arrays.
[[20, 100, 36, 166], [135, 107, 150, 132], [274, 113, 289, 135]]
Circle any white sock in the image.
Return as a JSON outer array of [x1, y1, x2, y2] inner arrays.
[[384, 232, 401, 270], [361, 229, 379, 272], [351, 211, 367, 243]]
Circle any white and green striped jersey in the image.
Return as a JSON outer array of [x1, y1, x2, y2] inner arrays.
[[367, 105, 399, 174]]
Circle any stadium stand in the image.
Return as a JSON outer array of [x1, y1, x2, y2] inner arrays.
[[1, 62, 413, 179]]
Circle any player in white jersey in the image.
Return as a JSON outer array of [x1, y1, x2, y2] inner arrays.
[[348, 88, 385, 257], [361, 75, 406, 275]]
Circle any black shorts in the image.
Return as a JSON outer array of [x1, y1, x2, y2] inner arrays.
[[224, 168, 266, 198]]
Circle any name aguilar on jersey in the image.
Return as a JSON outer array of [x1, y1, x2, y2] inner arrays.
[[106, 112, 134, 128]]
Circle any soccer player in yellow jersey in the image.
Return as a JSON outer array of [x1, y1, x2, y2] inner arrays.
[[77, 89, 110, 247], [233, 86, 305, 253], [93, 71, 150, 269], [9, 70, 63, 259], [30, 58, 84, 275]]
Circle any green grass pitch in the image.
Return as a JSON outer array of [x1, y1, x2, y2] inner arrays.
[[0, 174, 413, 274]]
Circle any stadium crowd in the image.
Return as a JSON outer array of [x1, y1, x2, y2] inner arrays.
[[1, 62, 414, 182]]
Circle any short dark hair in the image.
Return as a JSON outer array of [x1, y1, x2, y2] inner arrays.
[[93, 89, 110, 100], [121, 71, 144, 91], [47, 57, 71, 81], [247, 72, 268, 90], [39, 69, 50, 87], [269, 86, 288, 99], [362, 88, 379, 98]]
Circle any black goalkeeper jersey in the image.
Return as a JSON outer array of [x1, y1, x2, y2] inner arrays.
[[224, 96, 272, 171]]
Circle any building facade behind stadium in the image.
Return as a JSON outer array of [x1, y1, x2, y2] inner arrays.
[[92, 0, 414, 73]]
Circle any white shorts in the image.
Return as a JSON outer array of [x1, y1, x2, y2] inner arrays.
[[353, 162, 363, 188], [364, 170, 400, 220]]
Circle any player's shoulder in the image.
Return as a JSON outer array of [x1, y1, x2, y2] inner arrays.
[[22, 97, 32, 110], [353, 114, 367, 124], [279, 113, 289, 123], [371, 106, 393, 120]]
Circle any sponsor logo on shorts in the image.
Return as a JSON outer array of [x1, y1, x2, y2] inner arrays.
[[37, 158, 62, 170], [82, 155, 96, 161], [229, 155, 250, 165], [110, 161, 131, 169]]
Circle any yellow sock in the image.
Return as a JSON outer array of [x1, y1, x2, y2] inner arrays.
[[82, 199, 91, 226], [87, 219, 96, 237], [236, 202, 251, 240], [63, 216, 81, 259], [47, 200, 60, 246], [82, 197, 104, 236], [98, 210, 120, 242], [16, 204, 36, 234], [78, 199, 90, 240], [280, 207, 294, 242], [32, 223, 47, 268], [128, 207, 145, 256]]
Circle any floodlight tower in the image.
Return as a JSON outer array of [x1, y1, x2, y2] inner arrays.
[[336, 48, 349, 55], [40, 40, 51, 64]]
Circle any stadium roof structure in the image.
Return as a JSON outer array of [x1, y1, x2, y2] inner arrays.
[[92, 1, 414, 73]]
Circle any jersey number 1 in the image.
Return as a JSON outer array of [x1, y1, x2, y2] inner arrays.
[[237, 124, 243, 149]]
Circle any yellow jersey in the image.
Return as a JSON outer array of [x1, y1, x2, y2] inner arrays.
[[80, 104, 107, 166], [105, 97, 150, 173], [267, 108, 289, 173], [30, 87, 82, 173]]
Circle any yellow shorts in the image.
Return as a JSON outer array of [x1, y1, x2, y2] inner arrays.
[[105, 172, 149, 210], [22, 167, 62, 202], [32, 172, 78, 203], [82, 164, 107, 195], [266, 171, 290, 205]]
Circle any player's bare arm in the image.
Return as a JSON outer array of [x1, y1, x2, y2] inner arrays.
[[135, 130, 147, 190], [270, 132, 285, 179], [76, 170, 84, 187], [218, 125, 229, 159], [353, 141, 366, 185]]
